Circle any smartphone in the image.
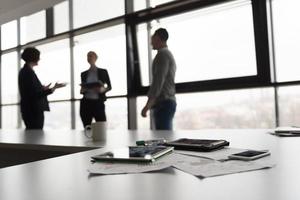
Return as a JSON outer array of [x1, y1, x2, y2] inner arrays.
[[228, 150, 270, 161]]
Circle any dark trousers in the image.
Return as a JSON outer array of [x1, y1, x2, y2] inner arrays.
[[22, 111, 44, 130], [80, 99, 106, 128], [153, 99, 177, 130]]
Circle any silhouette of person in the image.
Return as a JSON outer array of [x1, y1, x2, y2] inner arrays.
[[80, 51, 112, 128], [18, 47, 66, 129], [141, 28, 177, 130]]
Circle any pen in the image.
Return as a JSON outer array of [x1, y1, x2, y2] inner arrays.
[[136, 139, 167, 146]]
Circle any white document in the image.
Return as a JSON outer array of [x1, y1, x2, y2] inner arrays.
[[87, 153, 177, 175], [175, 147, 247, 161], [171, 153, 275, 178]]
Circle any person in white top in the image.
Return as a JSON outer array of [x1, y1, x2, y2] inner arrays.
[[80, 51, 112, 128]]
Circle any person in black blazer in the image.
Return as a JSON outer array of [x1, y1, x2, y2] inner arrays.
[[80, 51, 112, 128], [18, 47, 66, 129]]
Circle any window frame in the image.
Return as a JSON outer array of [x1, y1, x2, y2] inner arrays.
[[126, 0, 272, 95]]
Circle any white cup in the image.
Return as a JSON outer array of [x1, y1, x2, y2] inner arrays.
[[84, 121, 107, 141]]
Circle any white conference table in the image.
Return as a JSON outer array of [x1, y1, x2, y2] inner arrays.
[[0, 129, 299, 200]]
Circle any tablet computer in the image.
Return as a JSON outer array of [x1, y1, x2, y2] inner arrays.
[[165, 138, 229, 152], [91, 146, 174, 163]]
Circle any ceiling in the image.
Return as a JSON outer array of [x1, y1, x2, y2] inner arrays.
[[0, 0, 65, 25]]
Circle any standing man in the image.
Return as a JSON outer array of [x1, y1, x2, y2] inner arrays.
[[141, 28, 177, 130]]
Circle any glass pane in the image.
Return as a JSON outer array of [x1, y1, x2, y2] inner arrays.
[[1, 105, 19, 129], [75, 98, 127, 129], [133, 0, 176, 11], [278, 86, 300, 126], [174, 88, 275, 129], [151, 0, 176, 7], [20, 11, 46, 44], [137, 96, 151, 129], [73, 24, 127, 98], [35, 39, 71, 101], [137, 24, 150, 86], [271, 0, 300, 82], [134, 0, 147, 11], [106, 98, 127, 129], [1, 20, 18, 49], [138, 1, 257, 85], [54, 0, 69, 34], [44, 101, 71, 130], [1, 52, 18, 104], [74, 101, 81, 129], [73, 0, 124, 29]]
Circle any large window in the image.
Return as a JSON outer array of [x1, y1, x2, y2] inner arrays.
[[138, 88, 275, 129], [137, 97, 151, 129], [54, 0, 69, 34], [1, 52, 18, 104], [134, 0, 177, 11], [134, 0, 147, 11], [270, 0, 300, 82], [72, 0, 124, 29], [35, 39, 71, 101], [174, 88, 275, 129], [277, 86, 300, 126], [75, 98, 127, 130], [137, 24, 151, 86], [138, 1, 257, 85], [1, 20, 18, 50], [73, 24, 127, 98], [105, 98, 128, 129], [1, 105, 19, 129], [1, 0, 297, 130], [44, 102, 71, 130], [20, 11, 46, 44]]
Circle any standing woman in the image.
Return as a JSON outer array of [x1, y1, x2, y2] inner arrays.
[[80, 51, 112, 128], [18, 47, 66, 129]]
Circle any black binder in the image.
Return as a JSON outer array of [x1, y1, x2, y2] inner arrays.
[[165, 138, 229, 152], [80, 81, 103, 88]]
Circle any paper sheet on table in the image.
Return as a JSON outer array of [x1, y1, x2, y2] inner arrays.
[[175, 147, 247, 161], [87, 153, 178, 175], [171, 153, 275, 178]]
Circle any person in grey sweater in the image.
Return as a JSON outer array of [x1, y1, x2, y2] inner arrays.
[[141, 28, 177, 130]]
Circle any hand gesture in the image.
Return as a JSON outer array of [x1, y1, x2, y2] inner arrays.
[[43, 83, 52, 90], [53, 82, 67, 89], [51, 82, 67, 92], [91, 86, 106, 94], [141, 106, 148, 117], [99, 86, 106, 94]]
